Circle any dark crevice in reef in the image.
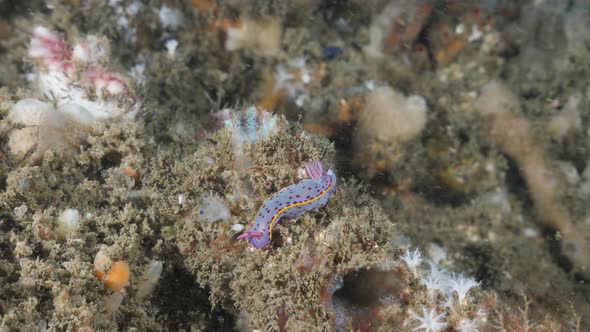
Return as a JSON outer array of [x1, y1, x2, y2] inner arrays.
[[503, 156, 534, 209], [153, 263, 236, 332], [330, 267, 409, 330]]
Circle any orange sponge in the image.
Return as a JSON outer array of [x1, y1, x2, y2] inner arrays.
[[103, 261, 130, 292]]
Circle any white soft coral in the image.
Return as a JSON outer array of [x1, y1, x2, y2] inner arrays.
[[457, 318, 480, 332], [448, 273, 479, 304], [420, 261, 451, 296], [410, 306, 447, 332], [401, 248, 424, 276]]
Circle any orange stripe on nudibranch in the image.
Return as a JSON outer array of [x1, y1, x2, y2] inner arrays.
[[267, 176, 333, 241]]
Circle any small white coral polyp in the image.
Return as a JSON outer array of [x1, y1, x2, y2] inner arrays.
[[401, 248, 424, 276], [410, 306, 447, 332], [448, 273, 479, 304], [457, 318, 480, 332], [420, 261, 451, 296]]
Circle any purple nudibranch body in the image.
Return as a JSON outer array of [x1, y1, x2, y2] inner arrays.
[[237, 161, 337, 249]]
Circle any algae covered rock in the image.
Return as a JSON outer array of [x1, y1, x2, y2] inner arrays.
[[167, 108, 503, 331], [0, 111, 216, 330], [171, 110, 398, 330]]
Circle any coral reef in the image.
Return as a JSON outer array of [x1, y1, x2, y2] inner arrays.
[[169, 113, 504, 330], [0, 0, 588, 330]]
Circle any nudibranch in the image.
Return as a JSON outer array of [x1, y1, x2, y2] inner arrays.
[[237, 160, 337, 249]]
